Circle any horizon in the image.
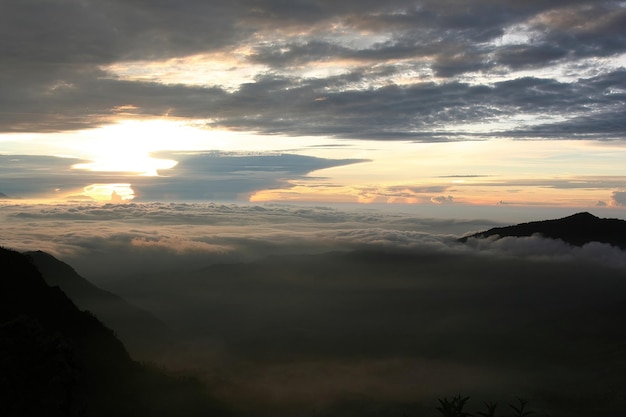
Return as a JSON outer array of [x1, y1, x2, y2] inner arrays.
[[2, 201, 626, 285]]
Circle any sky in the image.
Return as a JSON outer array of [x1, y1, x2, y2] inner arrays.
[[1, 0, 626, 216]]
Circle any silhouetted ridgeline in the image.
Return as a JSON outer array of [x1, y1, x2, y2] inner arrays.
[[26, 250, 175, 361], [0, 246, 227, 417], [459, 212, 626, 249]]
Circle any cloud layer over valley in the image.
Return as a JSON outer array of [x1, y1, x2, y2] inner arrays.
[[2, 202, 626, 416], [3, 202, 626, 280]]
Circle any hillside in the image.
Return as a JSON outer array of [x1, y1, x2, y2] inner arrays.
[[0, 246, 228, 417], [459, 212, 626, 248], [26, 250, 174, 360]]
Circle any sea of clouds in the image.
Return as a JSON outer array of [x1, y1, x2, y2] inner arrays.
[[2, 202, 625, 281], [2, 202, 626, 416]]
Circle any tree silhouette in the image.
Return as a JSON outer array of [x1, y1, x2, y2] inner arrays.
[[436, 395, 473, 417]]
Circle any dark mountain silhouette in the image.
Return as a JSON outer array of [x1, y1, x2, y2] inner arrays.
[[0, 192, 8, 198], [26, 250, 174, 361], [459, 212, 626, 249], [0, 246, 229, 417]]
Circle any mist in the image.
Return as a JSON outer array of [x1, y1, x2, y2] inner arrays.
[[2, 202, 626, 416], [105, 250, 625, 417]]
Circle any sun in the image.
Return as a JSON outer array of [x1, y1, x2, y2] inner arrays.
[[72, 155, 177, 177], [69, 120, 184, 176]]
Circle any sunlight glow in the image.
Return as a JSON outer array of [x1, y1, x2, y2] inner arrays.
[[82, 184, 135, 202], [102, 51, 267, 91], [250, 139, 626, 207], [72, 157, 177, 176], [67, 120, 196, 175], [1, 117, 625, 208]]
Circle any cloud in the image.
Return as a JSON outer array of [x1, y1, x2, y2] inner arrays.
[[464, 233, 626, 269], [191, 70, 626, 140], [2, 200, 626, 414], [611, 190, 626, 206], [129, 236, 231, 255], [135, 151, 368, 201], [0, 154, 132, 198], [0, 202, 483, 280], [0, 152, 366, 201], [431, 195, 454, 204], [439, 176, 626, 191], [115, 235, 626, 416], [1, 0, 624, 141], [494, 44, 568, 69], [347, 185, 453, 204], [2, 202, 625, 284]]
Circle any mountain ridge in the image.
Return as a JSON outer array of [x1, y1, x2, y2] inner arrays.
[[0, 246, 228, 417], [459, 211, 626, 249], [1, 245, 133, 415], [26, 250, 175, 360]]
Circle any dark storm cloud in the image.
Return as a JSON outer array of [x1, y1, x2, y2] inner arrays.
[[534, 2, 626, 59], [498, 69, 626, 138], [248, 40, 352, 67], [515, 110, 626, 138], [490, 3, 626, 69], [0, 71, 231, 132], [0, 0, 242, 63], [202, 70, 626, 139], [246, 0, 624, 74], [207, 77, 490, 138], [494, 44, 569, 69], [0, 0, 239, 131], [1, 0, 625, 139], [245, 0, 626, 86]]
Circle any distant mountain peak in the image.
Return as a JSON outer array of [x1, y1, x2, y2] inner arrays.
[[460, 212, 626, 249], [568, 211, 596, 217], [563, 211, 598, 220]]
